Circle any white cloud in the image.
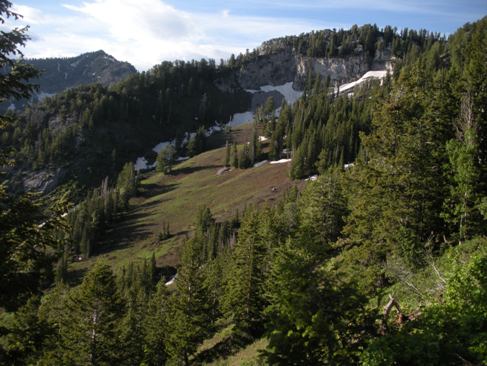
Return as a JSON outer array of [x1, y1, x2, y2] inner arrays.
[[12, 4, 46, 24], [16, 0, 335, 70]]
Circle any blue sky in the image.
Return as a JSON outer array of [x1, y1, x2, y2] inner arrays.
[[10, 0, 487, 70]]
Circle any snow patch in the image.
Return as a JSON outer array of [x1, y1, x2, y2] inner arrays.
[[165, 274, 177, 286], [135, 157, 155, 171], [36, 92, 55, 101], [103, 55, 116, 62], [152, 140, 174, 154], [258, 136, 268, 142], [260, 82, 303, 104], [305, 175, 318, 181], [228, 111, 254, 127], [246, 81, 303, 104], [270, 158, 292, 164], [338, 70, 389, 94], [253, 160, 268, 168], [206, 125, 222, 135]]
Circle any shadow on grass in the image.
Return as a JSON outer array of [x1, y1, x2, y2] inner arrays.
[[65, 267, 88, 286], [193, 332, 256, 365], [172, 164, 220, 176], [94, 221, 154, 255], [138, 182, 179, 199]]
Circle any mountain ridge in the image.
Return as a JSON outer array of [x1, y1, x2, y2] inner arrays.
[[3, 50, 136, 111]]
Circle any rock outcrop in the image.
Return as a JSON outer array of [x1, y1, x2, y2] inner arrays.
[[218, 38, 394, 109]]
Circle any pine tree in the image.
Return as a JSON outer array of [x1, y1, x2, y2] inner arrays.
[[56, 262, 125, 365], [165, 239, 210, 365], [0, 0, 62, 312], [119, 288, 146, 365], [231, 143, 239, 168], [264, 236, 369, 365], [156, 144, 176, 174], [187, 127, 206, 157], [298, 172, 347, 255], [143, 281, 169, 366], [223, 209, 267, 338], [445, 94, 482, 241], [0, 296, 53, 365], [249, 125, 260, 164], [224, 140, 231, 166]]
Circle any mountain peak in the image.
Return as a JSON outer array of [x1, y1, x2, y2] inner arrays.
[[26, 51, 137, 95]]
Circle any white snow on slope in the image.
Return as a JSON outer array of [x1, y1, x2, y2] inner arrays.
[[270, 158, 292, 164], [228, 111, 254, 127], [152, 140, 174, 154], [135, 123, 225, 171], [135, 157, 155, 171], [36, 91, 55, 101], [305, 175, 318, 181], [253, 160, 268, 168], [165, 274, 177, 286], [246, 81, 303, 104], [338, 70, 388, 94]]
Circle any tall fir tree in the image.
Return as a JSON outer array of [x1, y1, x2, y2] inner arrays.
[[165, 239, 210, 365], [55, 263, 125, 365]]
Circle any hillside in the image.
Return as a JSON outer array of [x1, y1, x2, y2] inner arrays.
[[2, 23, 441, 195], [2, 50, 136, 111], [1, 5, 486, 365], [69, 123, 297, 277]]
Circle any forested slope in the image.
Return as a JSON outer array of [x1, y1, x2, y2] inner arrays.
[[1, 1, 486, 363]]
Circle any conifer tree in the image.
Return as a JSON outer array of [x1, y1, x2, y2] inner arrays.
[[264, 174, 367, 365], [224, 140, 231, 166], [165, 239, 210, 365], [56, 263, 124, 365], [0, 0, 66, 312], [0, 296, 53, 365], [187, 126, 207, 157], [143, 281, 169, 366], [231, 143, 238, 168], [119, 287, 146, 365], [223, 209, 267, 338], [156, 144, 176, 174], [445, 95, 483, 241]]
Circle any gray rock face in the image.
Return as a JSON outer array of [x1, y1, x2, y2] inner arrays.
[[219, 41, 394, 100], [237, 49, 297, 90], [295, 55, 369, 87], [22, 168, 65, 194]]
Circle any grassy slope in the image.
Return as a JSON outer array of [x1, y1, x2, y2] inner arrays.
[[205, 339, 268, 366], [70, 124, 296, 275]]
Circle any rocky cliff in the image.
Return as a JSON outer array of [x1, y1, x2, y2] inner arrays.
[[220, 36, 394, 110]]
